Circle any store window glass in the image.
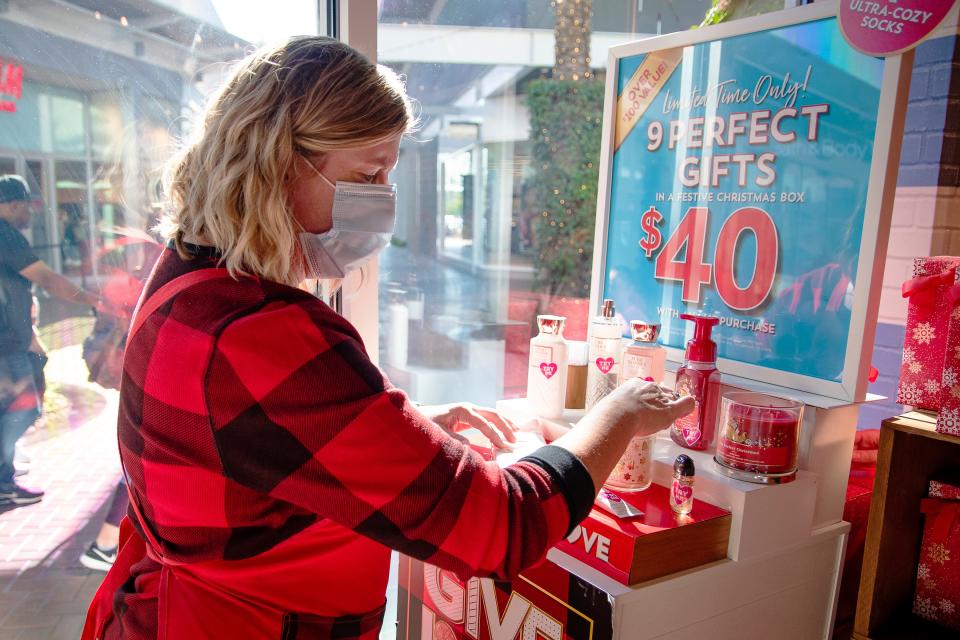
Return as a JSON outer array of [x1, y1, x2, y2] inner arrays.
[[0, 15, 339, 624], [23, 159, 53, 267], [377, 0, 712, 406], [0, 0, 318, 344], [49, 91, 86, 155]]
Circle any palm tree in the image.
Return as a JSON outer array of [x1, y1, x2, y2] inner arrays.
[[525, 0, 603, 299], [552, 0, 593, 82], [702, 0, 786, 26]]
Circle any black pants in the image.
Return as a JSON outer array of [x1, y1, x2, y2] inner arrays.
[[0, 353, 41, 484], [104, 478, 129, 527]]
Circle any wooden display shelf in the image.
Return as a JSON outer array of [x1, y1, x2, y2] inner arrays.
[[853, 411, 960, 640], [852, 610, 955, 640]]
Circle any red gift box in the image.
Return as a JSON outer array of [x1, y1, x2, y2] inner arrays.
[[913, 498, 960, 631], [555, 485, 730, 585], [898, 257, 960, 412]]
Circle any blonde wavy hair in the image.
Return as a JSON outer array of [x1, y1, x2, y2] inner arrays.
[[161, 36, 414, 285]]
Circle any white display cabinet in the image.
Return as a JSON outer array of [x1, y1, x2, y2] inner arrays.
[[497, 389, 862, 639]]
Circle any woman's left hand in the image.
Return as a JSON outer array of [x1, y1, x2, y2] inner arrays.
[[419, 402, 518, 450]]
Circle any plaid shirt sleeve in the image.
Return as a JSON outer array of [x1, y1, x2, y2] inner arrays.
[[206, 296, 594, 580]]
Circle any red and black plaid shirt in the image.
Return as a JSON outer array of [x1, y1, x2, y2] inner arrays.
[[109, 246, 593, 639]]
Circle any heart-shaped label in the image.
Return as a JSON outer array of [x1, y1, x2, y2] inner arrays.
[[540, 362, 558, 379], [672, 481, 693, 505], [681, 424, 701, 446], [596, 357, 615, 374], [600, 488, 622, 503]]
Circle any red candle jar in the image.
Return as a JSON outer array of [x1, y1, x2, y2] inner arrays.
[[714, 392, 803, 484]]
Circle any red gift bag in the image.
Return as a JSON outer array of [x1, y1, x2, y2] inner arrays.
[[913, 498, 960, 631], [897, 257, 960, 412], [936, 274, 960, 436], [930, 473, 960, 501]]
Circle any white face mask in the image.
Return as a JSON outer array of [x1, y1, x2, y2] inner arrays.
[[298, 159, 397, 279]]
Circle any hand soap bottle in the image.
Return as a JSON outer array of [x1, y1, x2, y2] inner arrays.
[[585, 299, 622, 410], [621, 321, 667, 384], [670, 314, 721, 452], [527, 315, 569, 419]]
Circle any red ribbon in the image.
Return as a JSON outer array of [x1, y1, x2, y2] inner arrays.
[[903, 266, 958, 318], [949, 284, 960, 307], [922, 499, 960, 547]]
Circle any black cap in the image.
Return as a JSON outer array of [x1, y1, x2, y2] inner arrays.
[[0, 175, 30, 204], [673, 454, 695, 477]]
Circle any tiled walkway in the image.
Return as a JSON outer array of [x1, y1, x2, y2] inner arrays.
[[0, 345, 120, 640], [0, 344, 401, 640]]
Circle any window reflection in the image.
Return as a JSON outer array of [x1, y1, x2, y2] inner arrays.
[[377, 1, 712, 405]]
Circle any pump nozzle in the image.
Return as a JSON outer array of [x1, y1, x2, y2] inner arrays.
[[679, 313, 720, 363], [601, 299, 616, 319]]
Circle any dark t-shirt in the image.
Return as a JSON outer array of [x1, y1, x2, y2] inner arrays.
[[0, 219, 39, 353]]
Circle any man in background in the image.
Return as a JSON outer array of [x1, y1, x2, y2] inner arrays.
[[0, 174, 99, 506]]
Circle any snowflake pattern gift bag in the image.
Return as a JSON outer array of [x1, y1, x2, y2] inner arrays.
[[930, 473, 960, 500], [937, 291, 960, 435], [913, 498, 960, 631], [897, 257, 960, 412]]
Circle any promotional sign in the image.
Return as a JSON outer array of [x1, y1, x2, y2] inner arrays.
[[839, 0, 958, 56], [0, 58, 23, 113], [592, 2, 911, 401], [397, 554, 614, 640]]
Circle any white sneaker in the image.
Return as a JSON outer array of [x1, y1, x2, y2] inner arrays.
[[80, 542, 117, 572]]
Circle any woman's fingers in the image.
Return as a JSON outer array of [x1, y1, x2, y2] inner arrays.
[[475, 408, 518, 443], [456, 406, 510, 450], [420, 403, 516, 449], [669, 394, 697, 417], [634, 395, 695, 436]]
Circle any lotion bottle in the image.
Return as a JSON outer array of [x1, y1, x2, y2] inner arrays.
[[527, 315, 569, 419], [585, 299, 622, 410], [620, 321, 667, 384]]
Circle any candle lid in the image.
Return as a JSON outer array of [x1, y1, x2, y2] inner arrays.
[[630, 320, 660, 343], [673, 454, 695, 477], [537, 315, 566, 336]]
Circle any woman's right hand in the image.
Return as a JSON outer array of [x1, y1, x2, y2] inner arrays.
[[590, 378, 695, 438], [551, 379, 696, 493]]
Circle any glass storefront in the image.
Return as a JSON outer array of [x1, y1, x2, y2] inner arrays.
[[0, 0, 318, 331], [376, 0, 712, 405], [1, 0, 712, 401]]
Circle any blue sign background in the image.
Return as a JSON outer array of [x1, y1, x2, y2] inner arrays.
[[603, 17, 884, 382]]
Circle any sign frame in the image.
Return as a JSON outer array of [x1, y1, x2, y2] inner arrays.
[[589, 0, 913, 402]]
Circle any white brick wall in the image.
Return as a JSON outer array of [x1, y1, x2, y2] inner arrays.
[[877, 185, 960, 325]]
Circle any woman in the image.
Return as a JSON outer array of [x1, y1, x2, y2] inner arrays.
[[84, 37, 693, 639]]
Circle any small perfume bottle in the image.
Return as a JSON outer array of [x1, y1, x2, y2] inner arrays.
[[585, 299, 622, 410], [620, 321, 667, 384], [671, 454, 695, 516], [527, 315, 569, 419]]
